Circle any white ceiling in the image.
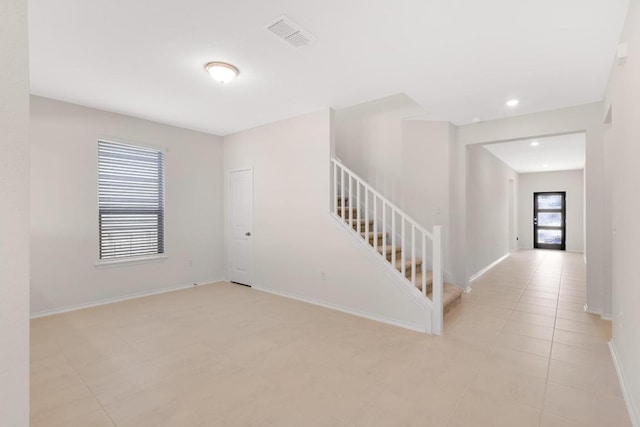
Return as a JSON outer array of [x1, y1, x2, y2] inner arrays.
[[483, 133, 586, 173], [28, 0, 629, 136]]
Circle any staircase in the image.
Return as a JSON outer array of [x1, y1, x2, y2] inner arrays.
[[331, 158, 462, 334]]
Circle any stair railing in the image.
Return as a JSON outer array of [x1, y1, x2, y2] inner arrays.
[[330, 157, 444, 334]]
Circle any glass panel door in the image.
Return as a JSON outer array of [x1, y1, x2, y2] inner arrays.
[[533, 192, 566, 250]]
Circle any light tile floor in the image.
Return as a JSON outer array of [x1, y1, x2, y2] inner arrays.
[[30, 250, 631, 426]]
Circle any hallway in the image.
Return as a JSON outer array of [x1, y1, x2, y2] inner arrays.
[[447, 250, 630, 426]]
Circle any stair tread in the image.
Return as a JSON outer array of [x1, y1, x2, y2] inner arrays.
[[412, 270, 434, 291], [427, 283, 463, 308], [394, 257, 422, 270], [361, 231, 384, 238], [349, 219, 374, 232], [337, 207, 358, 218], [376, 245, 401, 255]]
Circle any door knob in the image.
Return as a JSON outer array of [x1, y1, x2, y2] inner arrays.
[[245, 232, 251, 236]]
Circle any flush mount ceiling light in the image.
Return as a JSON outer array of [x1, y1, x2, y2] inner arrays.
[[506, 99, 520, 107], [204, 62, 239, 84], [531, 141, 539, 146]]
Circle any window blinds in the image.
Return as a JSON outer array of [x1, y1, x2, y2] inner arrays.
[[98, 140, 165, 260]]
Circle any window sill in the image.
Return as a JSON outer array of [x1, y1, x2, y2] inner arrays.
[[95, 255, 168, 269]]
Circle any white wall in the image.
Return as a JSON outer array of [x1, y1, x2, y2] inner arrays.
[[334, 93, 425, 202], [603, 0, 640, 423], [401, 120, 451, 239], [29, 97, 225, 314], [517, 170, 584, 252], [466, 145, 518, 277], [449, 125, 467, 287], [455, 103, 606, 309], [0, 0, 29, 424], [334, 95, 455, 281], [223, 109, 430, 331]]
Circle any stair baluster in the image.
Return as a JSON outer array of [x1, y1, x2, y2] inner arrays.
[[372, 195, 377, 252], [422, 234, 427, 297], [411, 225, 416, 285], [333, 161, 338, 216], [340, 168, 345, 222], [364, 190, 369, 242]]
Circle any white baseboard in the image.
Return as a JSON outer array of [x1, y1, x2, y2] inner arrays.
[[468, 253, 510, 282], [584, 304, 612, 321], [584, 304, 603, 317], [252, 285, 428, 334], [609, 341, 639, 427], [30, 278, 224, 318]]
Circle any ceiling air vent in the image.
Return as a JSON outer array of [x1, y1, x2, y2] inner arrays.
[[267, 15, 316, 48]]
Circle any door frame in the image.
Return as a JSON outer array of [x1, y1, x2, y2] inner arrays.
[[227, 167, 254, 285], [508, 178, 516, 252], [533, 191, 566, 250]]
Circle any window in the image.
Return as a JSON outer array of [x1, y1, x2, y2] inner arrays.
[[98, 140, 165, 260]]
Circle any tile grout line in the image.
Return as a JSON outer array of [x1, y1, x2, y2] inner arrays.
[[515, 252, 556, 422], [59, 351, 120, 427], [536, 252, 565, 427]]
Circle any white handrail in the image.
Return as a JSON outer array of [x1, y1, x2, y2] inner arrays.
[[331, 157, 433, 240], [330, 157, 444, 334]]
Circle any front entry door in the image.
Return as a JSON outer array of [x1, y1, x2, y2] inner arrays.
[[533, 192, 566, 250], [229, 169, 253, 285]]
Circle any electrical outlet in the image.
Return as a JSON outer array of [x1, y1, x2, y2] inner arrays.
[[321, 272, 326, 281]]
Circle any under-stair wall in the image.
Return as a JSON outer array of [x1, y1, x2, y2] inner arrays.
[[223, 109, 434, 332]]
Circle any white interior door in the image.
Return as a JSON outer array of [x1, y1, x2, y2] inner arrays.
[[228, 169, 253, 285]]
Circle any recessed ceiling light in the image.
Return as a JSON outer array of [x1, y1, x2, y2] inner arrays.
[[506, 99, 520, 107], [204, 62, 239, 84], [471, 117, 482, 123], [531, 141, 539, 146], [543, 164, 549, 168]]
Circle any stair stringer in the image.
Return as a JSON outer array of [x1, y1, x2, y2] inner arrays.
[[328, 212, 433, 333]]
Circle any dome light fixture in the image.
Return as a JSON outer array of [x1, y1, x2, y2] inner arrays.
[[205, 62, 239, 84], [506, 99, 520, 107]]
